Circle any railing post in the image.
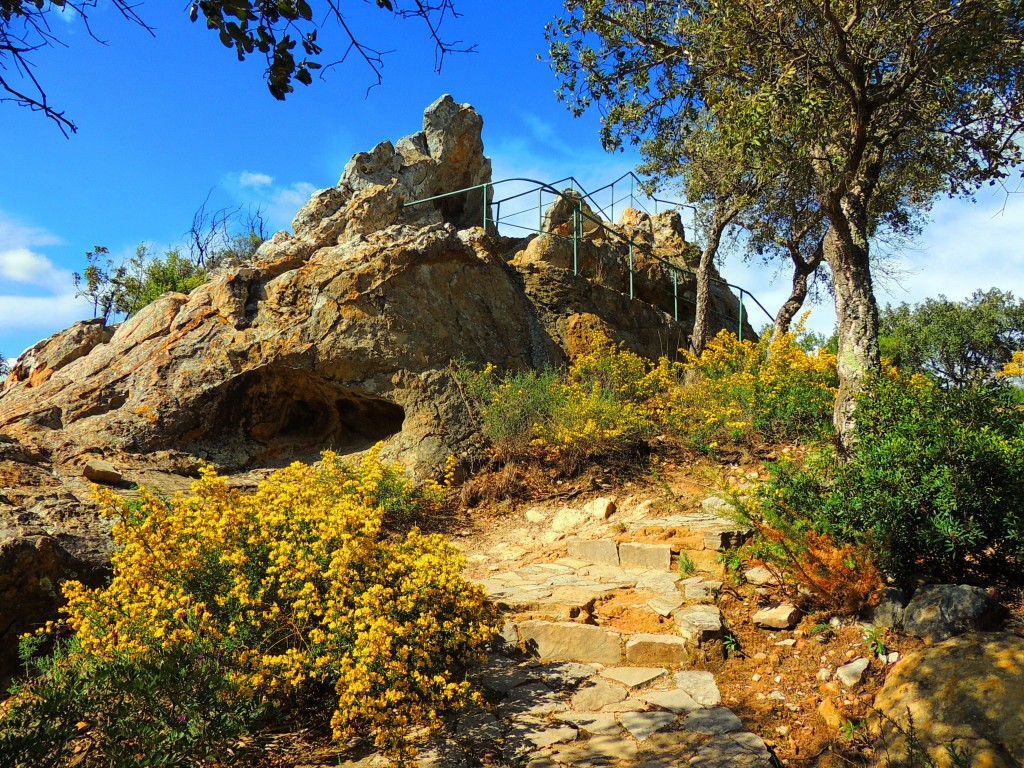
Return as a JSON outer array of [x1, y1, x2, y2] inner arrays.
[[572, 204, 579, 276], [538, 189, 543, 233], [611, 182, 615, 223], [630, 175, 635, 210], [482, 183, 488, 231], [673, 269, 679, 322], [738, 289, 745, 342], [628, 242, 634, 300]]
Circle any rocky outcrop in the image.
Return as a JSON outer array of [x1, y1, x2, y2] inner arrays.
[[872, 632, 1024, 767], [0, 96, 756, 674]]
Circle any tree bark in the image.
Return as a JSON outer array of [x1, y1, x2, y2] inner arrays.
[[692, 202, 739, 355], [770, 237, 824, 342], [822, 201, 881, 448]]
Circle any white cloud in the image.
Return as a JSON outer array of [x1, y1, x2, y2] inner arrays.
[[239, 171, 274, 188], [236, 180, 318, 233], [0, 292, 88, 336], [0, 247, 71, 286]]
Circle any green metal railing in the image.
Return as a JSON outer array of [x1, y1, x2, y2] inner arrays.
[[405, 173, 774, 343]]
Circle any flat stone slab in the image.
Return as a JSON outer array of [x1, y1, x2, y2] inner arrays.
[[684, 580, 722, 601], [496, 682, 568, 718], [619, 542, 672, 571], [674, 605, 723, 644], [648, 595, 684, 617], [577, 564, 638, 585], [689, 731, 772, 768], [744, 566, 780, 586], [618, 710, 677, 741], [503, 717, 577, 762], [683, 707, 743, 734], [634, 570, 681, 595], [626, 633, 690, 666], [570, 678, 628, 711], [549, 734, 639, 764], [752, 603, 801, 630], [637, 688, 701, 713], [83, 458, 121, 485], [518, 621, 623, 665], [535, 661, 599, 689], [600, 666, 667, 689], [554, 711, 622, 736], [567, 538, 620, 567], [674, 671, 721, 707]]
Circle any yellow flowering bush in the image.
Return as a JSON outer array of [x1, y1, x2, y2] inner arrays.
[[457, 333, 678, 463], [667, 320, 838, 450], [2, 447, 497, 765]]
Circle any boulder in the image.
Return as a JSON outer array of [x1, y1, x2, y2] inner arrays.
[[82, 458, 121, 485], [872, 632, 1024, 767], [752, 603, 801, 630], [903, 584, 999, 642]]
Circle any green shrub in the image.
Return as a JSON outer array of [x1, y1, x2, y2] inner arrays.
[[759, 375, 1024, 587]]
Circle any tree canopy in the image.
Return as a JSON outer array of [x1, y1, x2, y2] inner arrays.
[[1, 0, 468, 134], [880, 289, 1024, 386], [549, 0, 1024, 442]]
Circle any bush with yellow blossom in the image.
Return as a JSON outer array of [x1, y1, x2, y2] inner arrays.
[[457, 333, 676, 463], [1, 446, 497, 766], [666, 319, 838, 451]]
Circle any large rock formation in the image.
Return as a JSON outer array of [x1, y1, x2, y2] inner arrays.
[[0, 94, 752, 676]]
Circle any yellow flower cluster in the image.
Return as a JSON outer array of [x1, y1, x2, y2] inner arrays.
[[667, 317, 838, 448], [57, 445, 496, 757], [998, 350, 1024, 380]]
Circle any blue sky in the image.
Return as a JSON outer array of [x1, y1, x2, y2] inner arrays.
[[2, 2, 1023, 363]]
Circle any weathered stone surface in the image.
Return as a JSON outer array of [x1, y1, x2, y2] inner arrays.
[[690, 732, 772, 768], [570, 678, 628, 712], [872, 632, 1024, 768], [674, 605, 724, 644], [551, 507, 588, 532], [674, 671, 722, 707], [549, 734, 639, 764], [638, 688, 701, 714], [566, 539, 619, 567], [703, 527, 751, 551], [6, 318, 114, 387], [517, 621, 622, 665], [648, 595, 684, 617], [744, 566, 781, 586], [626, 633, 691, 666], [701, 495, 737, 516], [863, 586, 908, 629], [554, 712, 621, 736], [634, 570, 680, 595], [415, 738, 467, 768], [903, 584, 998, 642], [684, 579, 722, 601], [581, 496, 616, 520], [82, 458, 121, 485], [503, 717, 577, 761], [600, 666, 666, 689], [496, 682, 568, 718], [683, 708, 743, 734], [752, 603, 801, 630], [618, 710, 677, 741], [836, 657, 871, 689], [619, 542, 672, 571]]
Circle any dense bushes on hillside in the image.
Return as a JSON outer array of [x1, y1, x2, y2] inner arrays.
[[750, 374, 1024, 591], [458, 325, 837, 463], [1, 447, 496, 765]]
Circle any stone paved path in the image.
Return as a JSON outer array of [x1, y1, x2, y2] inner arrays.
[[344, 492, 770, 767]]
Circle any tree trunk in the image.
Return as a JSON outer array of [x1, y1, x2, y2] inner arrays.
[[770, 237, 824, 343], [692, 203, 738, 355], [822, 208, 880, 448]]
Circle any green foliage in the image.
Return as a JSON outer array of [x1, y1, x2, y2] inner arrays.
[[0, 352, 9, 377], [72, 246, 120, 323], [761, 375, 1024, 587], [677, 551, 696, 576], [1, 636, 259, 768], [113, 245, 208, 317], [880, 289, 1024, 386], [863, 626, 888, 657]]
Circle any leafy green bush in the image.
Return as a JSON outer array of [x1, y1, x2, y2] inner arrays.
[[759, 374, 1024, 587], [1, 448, 496, 765]]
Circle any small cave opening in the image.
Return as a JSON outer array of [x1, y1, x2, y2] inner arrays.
[[189, 366, 405, 467]]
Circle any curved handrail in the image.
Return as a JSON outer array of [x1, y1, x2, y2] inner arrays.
[[404, 175, 775, 335]]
